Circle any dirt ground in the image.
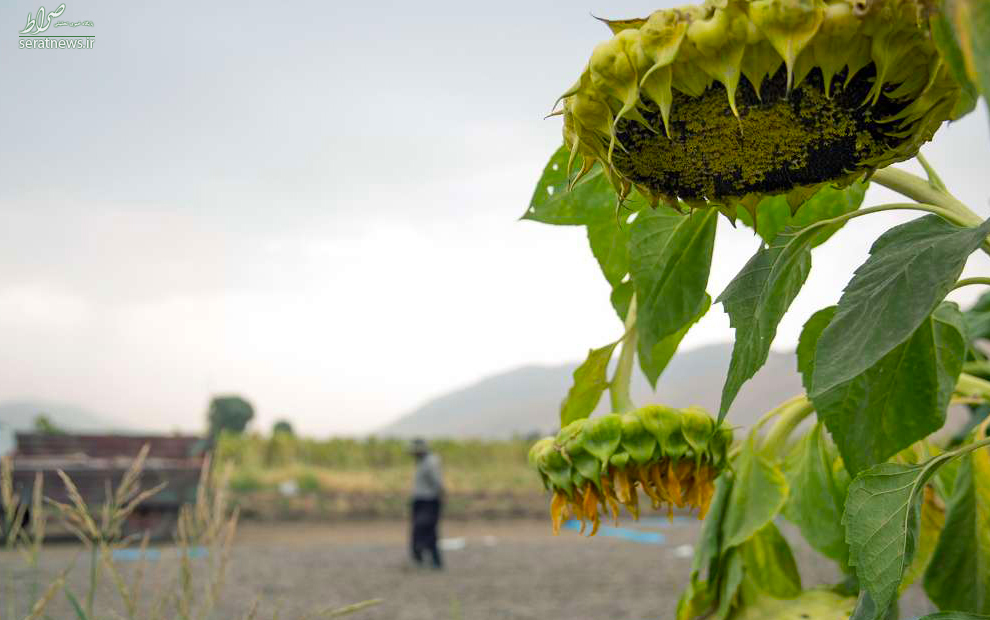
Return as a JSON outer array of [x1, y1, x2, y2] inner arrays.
[[2, 518, 938, 620]]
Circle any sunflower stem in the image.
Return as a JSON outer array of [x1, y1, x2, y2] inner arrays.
[[610, 295, 638, 413], [760, 397, 815, 458], [955, 372, 990, 402], [915, 153, 948, 192], [871, 166, 990, 254], [752, 394, 806, 434], [728, 394, 811, 460], [963, 360, 990, 377], [952, 277, 990, 291], [826, 202, 963, 227]]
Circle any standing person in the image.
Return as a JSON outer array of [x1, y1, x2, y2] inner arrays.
[[409, 438, 444, 569]]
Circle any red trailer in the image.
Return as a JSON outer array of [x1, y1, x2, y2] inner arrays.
[[10, 433, 206, 540]]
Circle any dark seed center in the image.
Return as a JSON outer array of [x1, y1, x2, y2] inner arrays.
[[611, 64, 908, 202]]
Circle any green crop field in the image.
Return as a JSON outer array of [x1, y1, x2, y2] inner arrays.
[[215, 434, 545, 521]]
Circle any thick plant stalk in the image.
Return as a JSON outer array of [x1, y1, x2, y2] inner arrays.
[[760, 397, 815, 457], [754, 372, 990, 459], [955, 372, 990, 401], [871, 167, 979, 224], [872, 166, 990, 255], [610, 295, 638, 413], [952, 277, 990, 291]]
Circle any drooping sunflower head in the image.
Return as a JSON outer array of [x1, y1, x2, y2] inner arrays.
[[557, 0, 964, 215], [531, 405, 733, 536]]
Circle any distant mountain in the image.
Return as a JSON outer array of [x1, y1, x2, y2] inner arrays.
[[0, 400, 123, 454], [378, 343, 804, 438]]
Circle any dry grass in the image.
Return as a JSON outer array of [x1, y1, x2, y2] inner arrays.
[[0, 449, 381, 620]]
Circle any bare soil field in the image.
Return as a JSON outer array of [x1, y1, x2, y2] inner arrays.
[[2, 518, 937, 620]]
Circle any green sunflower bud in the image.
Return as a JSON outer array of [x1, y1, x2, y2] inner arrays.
[[609, 451, 631, 469], [641, 404, 690, 460], [569, 448, 605, 491], [534, 405, 733, 536], [538, 444, 574, 495], [528, 437, 555, 490], [527, 437, 554, 469], [680, 406, 716, 464], [712, 425, 734, 467], [556, 418, 588, 455], [621, 412, 659, 464], [582, 413, 623, 466], [557, 0, 964, 213]]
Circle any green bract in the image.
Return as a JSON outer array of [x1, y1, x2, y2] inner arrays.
[[531, 405, 733, 535], [557, 0, 964, 216]]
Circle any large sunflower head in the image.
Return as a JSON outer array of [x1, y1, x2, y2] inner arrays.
[[558, 0, 964, 214], [531, 405, 733, 536]]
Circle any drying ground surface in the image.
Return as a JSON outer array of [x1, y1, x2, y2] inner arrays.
[[3, 518, 937, 620]]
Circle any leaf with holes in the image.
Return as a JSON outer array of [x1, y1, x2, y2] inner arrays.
[[523, 146, 615, 226]]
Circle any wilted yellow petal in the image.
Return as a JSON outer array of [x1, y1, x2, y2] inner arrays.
[[614, 468, 633, 504], [551, 491, 568, 535], [600, 475, 622, 523], [639, 465, 663, 508], [698, 481, 715, 520], [650, 462, 670, 503], [583, 485, 600, 520], [589, 512, 602, 537], [627, 484, 640, 520], [667, 460, 684, 507]]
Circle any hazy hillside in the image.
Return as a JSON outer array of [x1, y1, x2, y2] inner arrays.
[[0, 400, 122, 453], [379, 343, 804, 438]]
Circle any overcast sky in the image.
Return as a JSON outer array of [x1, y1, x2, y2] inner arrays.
[[1, 0, 988, 436]]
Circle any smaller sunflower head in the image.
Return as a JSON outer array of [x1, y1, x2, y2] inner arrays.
[[557, 0, 965, 217], [531, 405, 733, 536]]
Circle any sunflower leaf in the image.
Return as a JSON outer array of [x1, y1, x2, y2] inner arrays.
[[722, 435, 788, 550], [812, 215, 990, 397], [943, 0, 990, 122], [844, 449, 965, 620], [638, 294, 711, 388], [782, 422, 851, 570], [523, 146, 613, 226], [630, 208, 717, 369], [806, 303, 967, 474], [559, 340, 620, 427], [924, 427, 990, 613], [717, 225, 815, 421], [737, 182, 868, 246]]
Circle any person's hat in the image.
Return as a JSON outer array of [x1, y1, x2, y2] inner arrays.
[[410, 438, 428, 454]]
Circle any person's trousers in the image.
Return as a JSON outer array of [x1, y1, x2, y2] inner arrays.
[[410, 498, 442, 568]]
